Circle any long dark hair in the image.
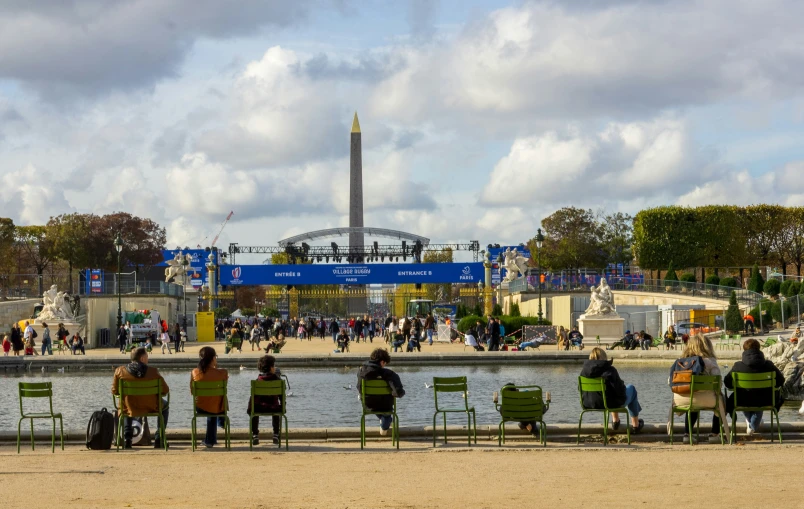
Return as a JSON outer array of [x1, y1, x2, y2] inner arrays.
[[198, 346, 217, 373]]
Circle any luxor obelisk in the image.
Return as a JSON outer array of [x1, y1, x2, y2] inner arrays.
[[349, 112, 364, 257]]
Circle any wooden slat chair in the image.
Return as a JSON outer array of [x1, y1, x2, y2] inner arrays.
[[495, 385, 549, 446], [17, 382, 64, 453], [431, 376, 476, 447]]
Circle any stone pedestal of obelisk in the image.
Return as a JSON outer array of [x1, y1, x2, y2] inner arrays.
[[349, 112, 367, 315]]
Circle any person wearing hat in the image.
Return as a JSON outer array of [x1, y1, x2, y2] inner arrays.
[[607, 330, 636, 350]]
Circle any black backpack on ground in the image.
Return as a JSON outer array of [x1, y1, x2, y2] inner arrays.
[[86, 408, 115, 450]]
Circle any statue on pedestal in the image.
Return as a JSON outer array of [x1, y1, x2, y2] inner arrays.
[[583, 278, 618, 317], [39, 284, 80, 321], [165, 251, 193, 285], [502, 248, 529, 283]]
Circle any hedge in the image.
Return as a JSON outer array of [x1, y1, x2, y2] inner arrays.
[[679, 273, 696, 283], [705, 275, 720, 286], [719, 277, 738, 288]]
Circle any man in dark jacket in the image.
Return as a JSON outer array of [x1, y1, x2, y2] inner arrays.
[[488, 318, 501, 351], [329, 318, 340, 343], [568, 327, 584, 350], [608, 331, 635, 350], [580, 348, 644, 432], [117, 324, 128, 353], [723, 338, 785, 435], [247, 355, 283, 445], [357, 349, 406, 435]]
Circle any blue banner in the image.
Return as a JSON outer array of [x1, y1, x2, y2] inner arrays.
[[86, 269, 103, 294], [160, 249, 212, 289], [221, 262, 485, 286]]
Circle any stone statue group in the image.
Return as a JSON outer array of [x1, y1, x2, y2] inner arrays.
[[583, 278, 617, 317], [164, 251, 193, 284], [502, 248, 529, 283], [39, 284, 81, 321]]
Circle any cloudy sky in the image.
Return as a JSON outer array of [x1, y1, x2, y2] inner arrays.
[[1, 0, 803, 263]]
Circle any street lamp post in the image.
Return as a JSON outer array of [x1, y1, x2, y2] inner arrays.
[[114, 233, 123, 329], [181, 253, 189, 330], [536, 228, 544, 322]]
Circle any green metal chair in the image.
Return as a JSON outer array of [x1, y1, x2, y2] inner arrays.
[[17, 382, 64, 453], [732, 334, 742, 350], [495, 385, 549, 446], [115, 378, 169, 451], [249, 379, 288, 451], [669, 375, 726, 445], [730, 371, 782, 443], [191, 380, 231, 451], [360, 379, 399, 450], [577, 376, 631, 446], [759, 336, 777, 348], [431, 376, 476, 447]]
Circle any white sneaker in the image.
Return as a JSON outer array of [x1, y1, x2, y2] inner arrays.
[[379, 428, 389, 436], [745, 420, 754, 436]]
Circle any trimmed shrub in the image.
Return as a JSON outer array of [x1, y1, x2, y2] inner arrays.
[[472, 303, 483, 316], [748, 299, 773, 328], [719, 277, 738, 288], [763, 279, 781, 297], [791, 282, 802, 296], [492, 304, 503, 316], [771, 299, 794, 324], [748, 264, 764, 294], [679, 273, 697, 283], [664, 263, 679, 285], [725, 291, 743, 333], [780, 280, 793, 297], [705, 275, 720, 286], [457, 315, 484, 333], [509, 303, 521, 317]]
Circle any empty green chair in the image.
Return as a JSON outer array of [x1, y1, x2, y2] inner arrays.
[[577, 376, 631, 446], [431, 376, 476, 447], [360, 379, 399, 450], [730, 372, 782, 443], [191, 380, 231, 451], [115, 378, 169, 451], [669, 375, 726, 445], [495, 385, 549, 446], [17, 382, 64, 453], [732, 334, 742, 350], [248, 379, 288, 451]]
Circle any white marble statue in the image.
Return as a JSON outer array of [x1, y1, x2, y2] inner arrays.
[[502, 248, 529, 283], [38, 285, 79, 321], [583, 278, 618, 317], [165, 251, 193, 284]]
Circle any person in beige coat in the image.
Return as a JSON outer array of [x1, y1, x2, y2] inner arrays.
[[670, 334, 730, 441]]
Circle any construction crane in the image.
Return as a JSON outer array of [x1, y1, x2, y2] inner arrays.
[[210, 211, 234, 248]]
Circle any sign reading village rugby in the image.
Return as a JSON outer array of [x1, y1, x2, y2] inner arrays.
[[222, 262, 485, 286]]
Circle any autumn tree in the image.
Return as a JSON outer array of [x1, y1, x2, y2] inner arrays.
[[535, 207, 606, 271], [0, 218, 15, 299], [15, 225, 56, 296], [47, 213, 93, 293]]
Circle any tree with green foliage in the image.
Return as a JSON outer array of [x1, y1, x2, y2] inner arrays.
[[0, 218, 15, 300], [47, 213, 93, 293], [536, 207, 606, 271], [780, 279, 793, 297], [763, 279, 781, 297], [423, 248, 453, 302], [509, 303, 521, 317], [725, 291, 743, 333], [771, 299, 793, 325], [214, 306, 231, 319], [747, 264, 764, 294], [15, 225, 56, 297], [790, 282, 802, 297], [599, 212, 634, 266], [492, 303, 502, 316], [472, 303, 483, 317]]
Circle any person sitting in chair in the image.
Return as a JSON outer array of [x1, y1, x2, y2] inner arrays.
[[580, 348, 644, 433], [608, 330, 636, 350], [639, 330, 653, 350], [336, 329, 350, 352], [464, 327, 484, 351], [519, 332, 549, 351], [111, 347, 170, 449], [248, 355, 283, 446], [568, 327, 584, 350], [264, 334, 287, 353], [495, 383, 550, 436], [71, 333, 85, 355], [663, 325, 678, 349], [357, 349, 405, 436]]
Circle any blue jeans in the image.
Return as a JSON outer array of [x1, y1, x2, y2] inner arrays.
[[196, 409, 226, 446], [623, 384, 641, 418], [332, 332, 338, 343], [41, 338, 52, 355], [744, 411, 763, 431], [519, 341, 539, 350], [426, 329, 434, 345], [377, 414, 393, 430], [392, 340, 405, 352]]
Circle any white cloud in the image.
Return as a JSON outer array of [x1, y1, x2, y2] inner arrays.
[[0, 164, 72, 224]]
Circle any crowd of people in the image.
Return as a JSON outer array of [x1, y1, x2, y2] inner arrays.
[[2, 321, 85, 356], [106, 331, 784, 448], [116, 320, 186, 355]]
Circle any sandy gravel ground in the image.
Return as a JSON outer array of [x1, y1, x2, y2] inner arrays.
[[0, 441, 795, 508]]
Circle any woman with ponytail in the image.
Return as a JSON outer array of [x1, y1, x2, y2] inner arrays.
[[191, 346, 229, 447]]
